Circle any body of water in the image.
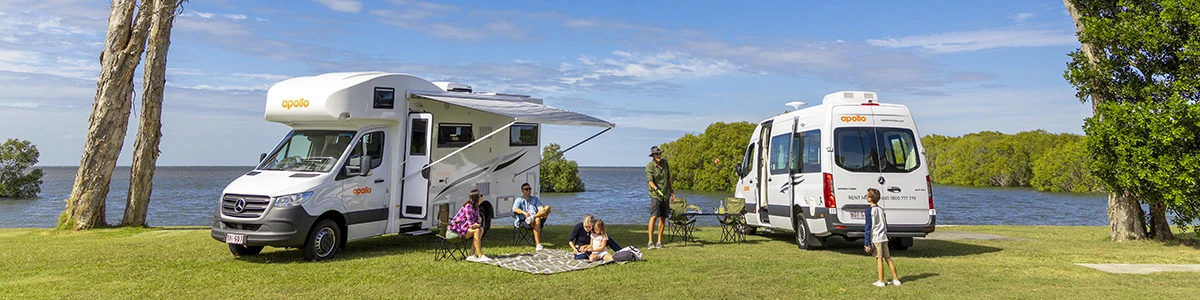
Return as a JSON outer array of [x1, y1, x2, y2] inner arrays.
[[0, 166, 1109, 228]]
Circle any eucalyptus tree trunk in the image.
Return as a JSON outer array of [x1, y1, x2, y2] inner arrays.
[[1063, 0, 1146, 241], [123, 0, 183, 227], [61, 0, 154, 230], [1147, 203, 1174, 241]]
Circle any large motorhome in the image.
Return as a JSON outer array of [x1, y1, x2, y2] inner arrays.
[[210, 72, 613, 260], [732, 91, 935, 250]]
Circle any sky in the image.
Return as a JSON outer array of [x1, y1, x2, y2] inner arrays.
[[0, 0, 1090, 167]]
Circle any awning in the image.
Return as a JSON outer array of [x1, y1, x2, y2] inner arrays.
[[410, 91, 614, 128]]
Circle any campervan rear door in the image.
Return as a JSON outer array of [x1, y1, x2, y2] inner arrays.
[[872, 105, 930, 225], [829, 105, 878, 225]]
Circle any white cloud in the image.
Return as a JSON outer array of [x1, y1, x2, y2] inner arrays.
[[314, 0, 362, 13], [180, 11, 252, 21], [866, 28, 1078, 53], [1015, 13, 1035, 22], [588, 51, 736, 81]]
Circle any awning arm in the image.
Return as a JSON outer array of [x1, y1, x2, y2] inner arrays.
[[400, 121, 517, 181], [513, 126, 613, 178]]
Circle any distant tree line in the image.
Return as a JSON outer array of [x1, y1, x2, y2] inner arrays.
[[923, 130, 1103, 193], [659, 122, 756, 192]]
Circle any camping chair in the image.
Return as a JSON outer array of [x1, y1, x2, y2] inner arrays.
[[433, 203, 470, 261], [667, 198, 701, 244], [717, 197, 748, 243], [512, 213, 534, 246]]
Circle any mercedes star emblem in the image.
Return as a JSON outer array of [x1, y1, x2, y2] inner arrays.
[[234, 198, 247, 213], [878, 176, 886, 185]]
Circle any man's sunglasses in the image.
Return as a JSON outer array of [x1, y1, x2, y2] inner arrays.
[[523, 188, 532, 191]]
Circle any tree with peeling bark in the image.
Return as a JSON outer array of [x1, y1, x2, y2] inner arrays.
[[1063, 0, 1200, 241], [60, 0, 156, 230], [123, 0, 185, 227]]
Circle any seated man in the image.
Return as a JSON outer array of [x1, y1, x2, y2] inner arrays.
[[513, 183, 551, 251]]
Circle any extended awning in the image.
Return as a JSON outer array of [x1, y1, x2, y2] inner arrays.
[[410, 91, 614, 128]]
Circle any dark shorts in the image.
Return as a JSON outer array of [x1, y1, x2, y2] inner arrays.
[[649, 198, 670, 218]]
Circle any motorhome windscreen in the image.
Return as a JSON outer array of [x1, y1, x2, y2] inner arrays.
[[259, 130, 357, 172]]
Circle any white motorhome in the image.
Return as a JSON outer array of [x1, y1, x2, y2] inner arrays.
[[732, 91, 935, 250], [210, 72, 613, 260]]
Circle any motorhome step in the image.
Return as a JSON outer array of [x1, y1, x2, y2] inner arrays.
[[405, 229, 433, 236]]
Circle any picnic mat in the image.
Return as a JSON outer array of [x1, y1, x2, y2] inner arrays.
[[470, 249, 613, 275]]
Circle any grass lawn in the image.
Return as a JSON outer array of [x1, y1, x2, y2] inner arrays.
[[1, 225, 1198, 299]]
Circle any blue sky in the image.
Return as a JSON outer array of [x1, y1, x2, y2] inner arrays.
[[0, 0, 1088, 167]]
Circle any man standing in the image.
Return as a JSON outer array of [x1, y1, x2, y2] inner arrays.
[[646, 146, 673, 249], [513, 183, 551, 251]]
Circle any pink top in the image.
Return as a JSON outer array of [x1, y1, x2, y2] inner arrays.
[[448, 203, 479, 235], [591, 233, 607, 252]]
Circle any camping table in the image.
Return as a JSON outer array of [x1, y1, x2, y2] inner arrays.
[[680, 212, 747, 243]]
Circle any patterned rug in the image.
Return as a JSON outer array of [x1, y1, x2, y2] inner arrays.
[[471, 249, 613, 275]]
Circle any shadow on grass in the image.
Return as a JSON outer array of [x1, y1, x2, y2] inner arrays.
[[232, 227, 541, 264], [756, 233, 1003, 258], [901, 273, 939, 283]]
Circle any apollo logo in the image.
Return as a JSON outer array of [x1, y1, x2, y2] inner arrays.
[[282, 98, 310, 109], [352, 186, 373, 195], [840, 115, 867, 122]]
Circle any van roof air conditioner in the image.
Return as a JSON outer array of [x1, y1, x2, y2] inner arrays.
[[432, 81, 472, 93]]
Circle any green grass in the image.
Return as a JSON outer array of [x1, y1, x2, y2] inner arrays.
[[1, 225, 1198, 299]]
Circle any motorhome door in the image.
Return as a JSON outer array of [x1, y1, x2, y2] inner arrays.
[[402, 113, 433, 219]]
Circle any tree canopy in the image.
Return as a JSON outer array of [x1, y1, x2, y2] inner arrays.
[[923, 130, 1102, 193], [0, 139, 44, 199], [659, 122, 756, 192], [540, 143, 585, 192], [1064, 0, 1200, 233]]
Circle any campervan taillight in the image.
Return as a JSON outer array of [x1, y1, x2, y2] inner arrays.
[[861, 102, 879, 106], [823, 172, 836, 208], [926, 175, 935, 210]]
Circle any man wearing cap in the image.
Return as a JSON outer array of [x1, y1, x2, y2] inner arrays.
[[646, 145, 674, 249]]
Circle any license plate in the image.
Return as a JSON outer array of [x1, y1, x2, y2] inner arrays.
[[225, 233, 245, 245], [850, 211, 865, 220]]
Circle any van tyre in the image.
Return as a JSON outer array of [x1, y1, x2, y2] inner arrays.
[[480, 206, 493, 237], [794, 216, 817, 250], [228, 244, 263, 256], [889, 237, 913, 250], [303, 219, 341, 261]]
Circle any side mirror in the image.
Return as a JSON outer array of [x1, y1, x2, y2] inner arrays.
[[421, 163, 431, 179], [358, 155, 371, 176], [259, 153, 267, 163], [735, 163, 744, 177]]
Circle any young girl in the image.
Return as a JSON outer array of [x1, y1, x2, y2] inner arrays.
[[588, 219, 611, 262]]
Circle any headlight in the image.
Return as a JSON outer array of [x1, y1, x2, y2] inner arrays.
[[273, 191, 315, 207]]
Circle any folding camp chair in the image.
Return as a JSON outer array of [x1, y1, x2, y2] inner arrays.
[[433, 203, 470, 261], [512, 213, 534, 246], [667, 198, 701, 244], [717, 197, 748, 243]]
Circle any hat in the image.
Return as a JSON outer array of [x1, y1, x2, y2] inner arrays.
[[649, 146, 663, 157]]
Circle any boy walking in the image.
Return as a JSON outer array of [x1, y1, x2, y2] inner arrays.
[[864, 188, 901, 287]]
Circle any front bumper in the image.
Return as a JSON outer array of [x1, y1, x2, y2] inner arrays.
[[210, 206, 318, 248]]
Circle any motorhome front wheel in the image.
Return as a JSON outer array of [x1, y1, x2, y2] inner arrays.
[[303, 219, 341, 261]]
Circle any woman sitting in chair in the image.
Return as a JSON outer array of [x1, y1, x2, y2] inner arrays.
[[450, 189, 489, 262]]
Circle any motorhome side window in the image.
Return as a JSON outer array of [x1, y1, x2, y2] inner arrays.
[[373, 87, 395, 109], [347, 131, 385, 170], [878, 128, 920, 173], [510, 123, 538, 147], [437, 124, 474, 147], [768, 134, 791, 175], [260, 130, 355, 173], [834, 127, 880, 173], [791, 130, 821, 173]]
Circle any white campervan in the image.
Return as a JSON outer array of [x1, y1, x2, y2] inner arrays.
[[210, 72, 613, 260], [732, 91, 935, 250]]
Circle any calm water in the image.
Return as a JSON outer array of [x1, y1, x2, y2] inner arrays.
[[0, 166, 1108, 228]]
